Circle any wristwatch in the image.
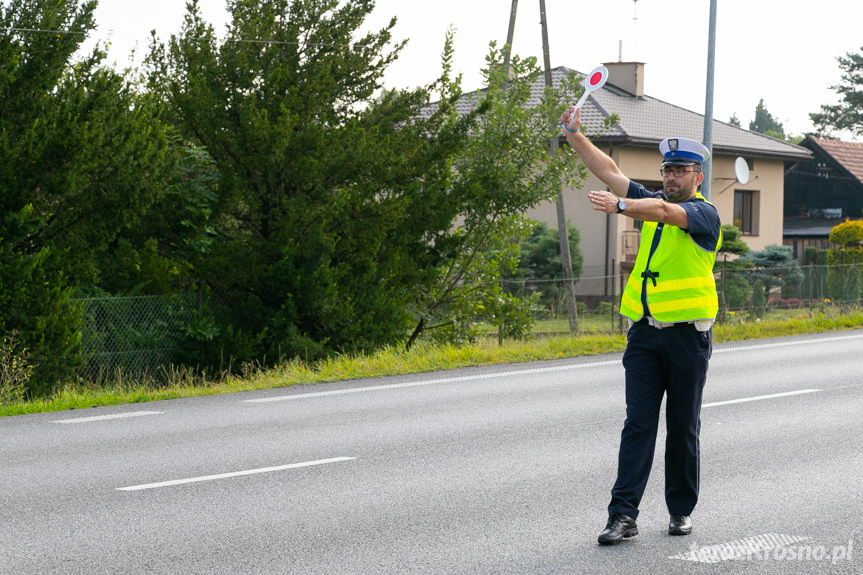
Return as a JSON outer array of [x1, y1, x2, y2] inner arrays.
[[616, 199, 627, 214]]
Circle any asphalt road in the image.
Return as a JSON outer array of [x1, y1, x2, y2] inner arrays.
[[3, 330, 863, 574]]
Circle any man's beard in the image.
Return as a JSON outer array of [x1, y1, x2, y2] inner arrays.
[[663, 184, 694, 203]]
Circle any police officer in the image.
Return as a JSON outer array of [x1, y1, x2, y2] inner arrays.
[[559, 107, 722, 545]]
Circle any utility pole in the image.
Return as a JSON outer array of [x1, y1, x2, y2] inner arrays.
[[501, 0, 579, 333], [702, 0, 717, 200], [503, 0, 518, 72], [539, 0, 579, 332]]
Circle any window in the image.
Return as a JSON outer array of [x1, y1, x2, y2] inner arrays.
[[734, 190, 758, 235]]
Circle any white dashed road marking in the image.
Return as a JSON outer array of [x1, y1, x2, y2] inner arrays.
[[53, 411, 163, 424], [116, 457, 356, 491], [703, 389, 821, 408]]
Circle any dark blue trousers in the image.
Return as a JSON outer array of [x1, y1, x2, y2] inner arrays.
[[608, 319, 711, 519]]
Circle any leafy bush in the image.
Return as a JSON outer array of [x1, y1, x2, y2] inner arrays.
[[749, 279, 767, 318], [0, 247, 83, 396], [596, 301, 615, 315], [825, 248, 863, 301], [828, 220, 863, 247], [740, 245, 804, 299], [0, 332, 32, 405], [721, 272, 752, 311]]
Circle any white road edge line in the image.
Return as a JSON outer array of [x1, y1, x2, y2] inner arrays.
[[245, 332, 863, 403], [116, 457, 356, 492], [53, 411, 163, 424], [243, 360, 621, 402], [703, 389, 821, 408], [715, 332, 863, 353]]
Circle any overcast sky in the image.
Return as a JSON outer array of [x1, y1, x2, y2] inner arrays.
[[88, 0, 863, 139]]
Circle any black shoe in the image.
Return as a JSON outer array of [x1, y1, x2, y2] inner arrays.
[[597, 513, 638, 545], [668, 514, 692, 535]]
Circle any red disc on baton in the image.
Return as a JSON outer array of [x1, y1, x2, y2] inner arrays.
[[585, 66, 608, 91], [570, 65, 609, 116]]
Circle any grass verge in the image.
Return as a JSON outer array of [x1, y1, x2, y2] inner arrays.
[[3, 311, 862, 418]]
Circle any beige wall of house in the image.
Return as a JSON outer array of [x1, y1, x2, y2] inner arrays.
[[708, 155, 786, 253], [525, 143, 787, 291]]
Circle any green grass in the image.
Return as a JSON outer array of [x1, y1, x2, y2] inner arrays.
[[3, 309, 862, 418]]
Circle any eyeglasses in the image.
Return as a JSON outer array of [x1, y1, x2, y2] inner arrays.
[[660, 167, 700, 177]]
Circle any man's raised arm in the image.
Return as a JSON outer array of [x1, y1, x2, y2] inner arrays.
[[559, 107, 630, 198]]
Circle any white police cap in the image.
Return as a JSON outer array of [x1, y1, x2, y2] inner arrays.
[[659, 137, 710, 166]]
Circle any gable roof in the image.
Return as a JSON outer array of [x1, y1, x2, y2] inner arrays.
[[429, 66, 812, 162], [801, 136, 863, 184], [557, 67, 813, 161]]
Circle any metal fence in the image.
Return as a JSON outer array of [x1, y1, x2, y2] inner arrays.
[[77, 294, 197, 380], [502, 263, 863, 335], [75, 264, 863, 377]]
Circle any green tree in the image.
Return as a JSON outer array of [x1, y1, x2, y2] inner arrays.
[[508, 221, 583, 281], [728, 113, 741, 128], [403, 44, 584, 348], [749, 99, 786, 140], [828, 219, 863, 247], [741, 244, 803, 299], [94, 140, 220, 297], [500, 220, 583, 326], [0, 0, 175, 393], [826, 220, 863, 302], [715, 225, 752, 314], [147, 0, 586, 363], [716, 224, 750, 261], [147, 0, 484, 365], [418, 214, 542, 347], [811, 48, 863, 136], [749, 278, 767, 318]]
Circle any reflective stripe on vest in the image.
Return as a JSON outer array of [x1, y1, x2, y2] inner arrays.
[[619, 195, 722, 323]]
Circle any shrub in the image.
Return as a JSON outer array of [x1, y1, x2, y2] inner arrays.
[[721, 272, 752, 311], [828, 220, 863, 247], [750, 279, 767, 318], [0, 332, 32, 405]]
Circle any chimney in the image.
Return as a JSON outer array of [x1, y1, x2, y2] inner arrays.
[[603, 62, 645, 97]]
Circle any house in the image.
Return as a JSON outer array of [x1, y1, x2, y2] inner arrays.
[[426, 61, 814, 297], [784, 136, 863, 260], [525, 62, 812, 295]]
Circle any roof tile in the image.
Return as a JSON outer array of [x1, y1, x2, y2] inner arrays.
[[805, 137, 863, 183], [421, 66, 812, 161]]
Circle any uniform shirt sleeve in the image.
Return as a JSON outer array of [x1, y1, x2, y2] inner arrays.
[[680, 198, 721, 252], [626, 180, 664, 200]]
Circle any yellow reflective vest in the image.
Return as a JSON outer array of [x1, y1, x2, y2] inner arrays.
[[619, 193, 722, 323]]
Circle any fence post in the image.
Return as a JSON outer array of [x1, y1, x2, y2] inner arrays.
[[841, 249, 846, 305], [619, 272, 626, 333], [611, 258, 616, 333], [719, 255, 727, 323]]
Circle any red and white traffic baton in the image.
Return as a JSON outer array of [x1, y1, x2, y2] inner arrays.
[[569, 65, 609, 120]]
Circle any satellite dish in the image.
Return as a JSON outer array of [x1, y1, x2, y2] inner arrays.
[[734, 157, 750, 185]]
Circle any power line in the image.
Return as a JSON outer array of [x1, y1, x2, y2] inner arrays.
[[0, 27, 338, 48], [227, 38, 337, 47], [0, 27, 86, 35]]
